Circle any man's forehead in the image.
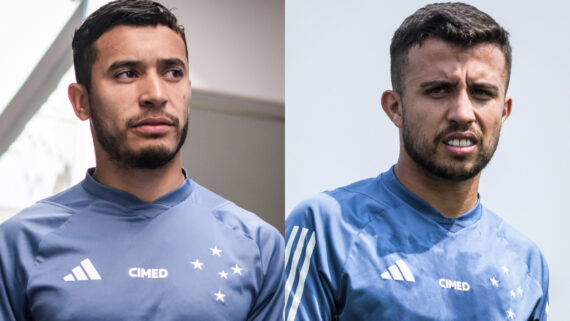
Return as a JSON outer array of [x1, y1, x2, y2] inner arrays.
[[93, 24, 188, 65], [408, 39, 504, 64], [404, 39, 508, 84]]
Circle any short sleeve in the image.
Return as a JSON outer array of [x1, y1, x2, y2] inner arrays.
[[0, 217, 33, 321], [246, 224, 285, 321], [284, 193, 349, 321], [531, 252, 549, 321]]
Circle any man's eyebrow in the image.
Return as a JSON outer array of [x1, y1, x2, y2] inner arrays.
[[469, 82, 499, 91], [160, 58, 187, 69], [419, 80, 458, 88], [107, 60, 142, 73]]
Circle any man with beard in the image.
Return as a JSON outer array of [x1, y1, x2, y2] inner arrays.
[[0, 1, 283, 320], [285, 3, 549, 320]]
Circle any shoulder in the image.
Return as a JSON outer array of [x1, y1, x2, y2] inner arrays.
[[286, 178, 387, 267], [482, 208, 548, 286], [483, 208, 545, 262], [286, 192, 342, 229], [0, 185, 80, 241], [215, 200, 283, 248], [42, 181, 93, 209], [0, 187, 78, 286], [287, 177, 385, 235], [189, 182, 284, 255]]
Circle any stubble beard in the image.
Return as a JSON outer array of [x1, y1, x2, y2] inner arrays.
[[90, 105, 189, 170], [401, 106, 501, 181]]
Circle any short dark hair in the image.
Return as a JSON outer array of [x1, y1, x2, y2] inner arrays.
[[72, 0, 187, 91], [390, 2, 511, 95]]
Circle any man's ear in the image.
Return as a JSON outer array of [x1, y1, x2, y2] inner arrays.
[[381, 90, 403, 128], [502, 96, 513, 124], [68, 83, 90, 121]]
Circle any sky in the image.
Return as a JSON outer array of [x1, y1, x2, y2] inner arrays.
[[286, 0, 570, 316]]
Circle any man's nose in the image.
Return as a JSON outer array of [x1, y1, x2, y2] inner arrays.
[[139, 72, 167, 108], [447, 89, 476, 126]]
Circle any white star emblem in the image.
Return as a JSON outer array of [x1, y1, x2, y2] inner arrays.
[[214, 290, 226, 302], [191, 259, 204, 270], [516, 286, 523, 296], [231, 264, 243, 275], [502, 265, 509, 275], [510, 290, 516, 298], [219, 270, 228, 279], [210, 246, 222, 256], [506, 308, 515, 319], [490, 276, 499, 287]]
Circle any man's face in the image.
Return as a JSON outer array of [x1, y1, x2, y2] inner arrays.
[[399, 38, 511, 180], [87, 25, 191, 169]]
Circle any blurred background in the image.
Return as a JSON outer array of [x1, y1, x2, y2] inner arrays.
[[0, 0, 284, 232]]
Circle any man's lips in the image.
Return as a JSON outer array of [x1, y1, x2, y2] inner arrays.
[[131, 117, 174, 135], [442, 132, 478, 155], [132, 117, 174, 127]]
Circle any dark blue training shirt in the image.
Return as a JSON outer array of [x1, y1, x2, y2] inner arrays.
[[0, 169, 284, 321], [285, 167, 549, 321]]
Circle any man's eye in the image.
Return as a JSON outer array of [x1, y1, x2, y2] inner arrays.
[[471, 89, 495, 99], [165, 69, 183, 78], [116, 70, 137, 79], [426, 87, 448, 96]]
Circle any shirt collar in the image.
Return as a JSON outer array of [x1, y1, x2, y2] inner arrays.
[[81, 167, 194, 217], [380, 165, 482, 232]]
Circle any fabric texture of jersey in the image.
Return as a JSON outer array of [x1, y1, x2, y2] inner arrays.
[[0, 169, 284, 321], [285, 167, 549, 321]]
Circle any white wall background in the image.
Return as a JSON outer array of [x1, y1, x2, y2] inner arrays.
[[286, 0, 570, 316], [183, 106, 284, 232]]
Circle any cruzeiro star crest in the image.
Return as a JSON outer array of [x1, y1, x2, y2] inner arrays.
[[489, 264, 527, 320], [190, 244, 246, 304]]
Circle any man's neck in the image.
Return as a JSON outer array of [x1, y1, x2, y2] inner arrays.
[[393, 156, 480, 219], [91, 155, 185, 203]]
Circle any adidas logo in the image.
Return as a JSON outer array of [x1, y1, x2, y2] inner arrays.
[[380, 259, 415, 282], [63, 258, 102, 282]]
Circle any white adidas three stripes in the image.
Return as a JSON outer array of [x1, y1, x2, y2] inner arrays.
[[284, 226, 316, 321], [380, 259, 415, 282], [63, 258, 102, 282], [285, 226, 418, 320]]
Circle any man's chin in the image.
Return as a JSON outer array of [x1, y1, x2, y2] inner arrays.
[[116, 146, 178, 169], [426, 162, 482, 181]]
